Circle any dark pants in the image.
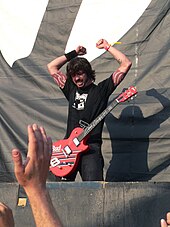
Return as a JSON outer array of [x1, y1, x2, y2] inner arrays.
[[55, 143, 104, 181]]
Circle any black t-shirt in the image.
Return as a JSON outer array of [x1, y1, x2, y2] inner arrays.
[[61, 75, 116, 144]]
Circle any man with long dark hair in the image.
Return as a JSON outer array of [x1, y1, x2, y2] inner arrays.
[[47, 38, 132, 181]]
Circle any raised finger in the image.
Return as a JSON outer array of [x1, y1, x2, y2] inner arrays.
[[39, 126, 48, 157], [40, 127, 52, 162], [11, 149, 24, 182], [27, 125, 38, 160], [32, 124, 44, 160]]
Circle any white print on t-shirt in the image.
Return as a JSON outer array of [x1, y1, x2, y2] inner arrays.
[[72, 91, 88, 110]]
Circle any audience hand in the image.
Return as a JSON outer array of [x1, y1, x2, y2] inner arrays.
[[12, 124, 52, 194], [161, 212, 170, 227], [12, 124, 62, 227], [0, 202, 14, 227]]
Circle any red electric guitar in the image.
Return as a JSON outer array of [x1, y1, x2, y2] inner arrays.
[[50, 86, 137, 177]]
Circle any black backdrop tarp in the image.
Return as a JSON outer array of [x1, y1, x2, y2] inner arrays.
[[0, 0, 170, 182]]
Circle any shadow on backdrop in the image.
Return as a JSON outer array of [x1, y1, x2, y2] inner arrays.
[[105, 88, 170, 182]]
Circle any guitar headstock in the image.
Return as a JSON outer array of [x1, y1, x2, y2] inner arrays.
[[116, 86, 138, 103]]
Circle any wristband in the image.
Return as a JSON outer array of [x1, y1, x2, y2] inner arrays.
[[65, 50, 78, 61], [104, 44, 111, 51]]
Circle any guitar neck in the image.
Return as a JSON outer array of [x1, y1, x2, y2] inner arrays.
[[78, 99, 118, 141]]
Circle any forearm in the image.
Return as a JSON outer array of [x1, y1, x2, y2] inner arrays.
[[25, 188, 62, 227], [47, 55, 67, 75], [47, 46, 86, 75], [107, 46, 132, 72]]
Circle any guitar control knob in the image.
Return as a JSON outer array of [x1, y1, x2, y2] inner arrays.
[[58, 166, 62, 169]]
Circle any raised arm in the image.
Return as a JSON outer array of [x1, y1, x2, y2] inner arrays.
[[12, 124, 63, 227], [96, 38, 132, 86], [47, 46, 86, 88]]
